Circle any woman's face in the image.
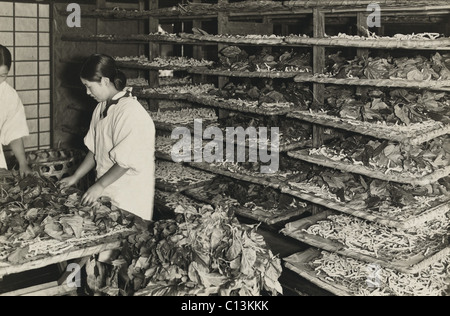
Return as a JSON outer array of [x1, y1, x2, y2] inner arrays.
[[0, 65, 9, 85], [81, 77, 110, 102]]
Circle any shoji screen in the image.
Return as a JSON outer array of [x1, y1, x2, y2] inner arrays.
[[0, 1, 51, 150]]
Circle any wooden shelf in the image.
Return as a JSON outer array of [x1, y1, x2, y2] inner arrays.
[[287, 148, 450, 186], [0, 232, 132, 278], [281, 211, 450, 274], [294, 74, 450, 92], [280, 185, 450, 230], [68, 1, 450, 21], [155, 161, 217, 193], [61, 34, 217, 46], [285, 36, 450, 50], [287, 111, 450, 145], [188, 68, 309, 79]]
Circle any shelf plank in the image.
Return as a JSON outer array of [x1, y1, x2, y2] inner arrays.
[[61, 34, 216, 46], [183, 185, 310, 227], [285, 36, 450, 50], [280, 185, 450, 230], [188, 68, 309, 79], [287, 111, 450, 145], [287, 148, 450, 186], [294, 74, 450, 91], [0, 236, 128, 278], [283, 248, 351, 297], [281, 211, 450, 274], [187, 162, 284, 190]]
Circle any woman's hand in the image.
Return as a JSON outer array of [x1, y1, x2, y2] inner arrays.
[[81, 183, 105, 206], [58, 175, 79, 188], [19, 163, 33, 178]]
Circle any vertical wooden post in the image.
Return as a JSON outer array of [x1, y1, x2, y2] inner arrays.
[[148, 0, 160, 111], [192, 0, 206, 85], [356, 12, 369, 98], [357, 12, 370, 60], [311, 8, 326, 215], [138, 0, 146, 57], [96, 0, 106, 53], [312, 8, 325, 149], [217, 0, 230, 119]]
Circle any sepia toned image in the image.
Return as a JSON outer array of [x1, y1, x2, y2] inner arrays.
[[0, 0, 449, 302]]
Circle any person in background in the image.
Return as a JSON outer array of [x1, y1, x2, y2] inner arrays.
[[59, 54, 156, 222], [0, 45, 32, 178]]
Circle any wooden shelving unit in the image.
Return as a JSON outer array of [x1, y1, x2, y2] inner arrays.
[[58, 0, 450, 296]]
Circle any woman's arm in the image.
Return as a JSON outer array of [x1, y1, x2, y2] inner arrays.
[[9, 138, 32, 177], [59, 151, 96, 187], [81, 163, 129, 206]]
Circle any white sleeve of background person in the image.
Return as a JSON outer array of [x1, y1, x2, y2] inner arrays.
[[0, 82, 30, 146]]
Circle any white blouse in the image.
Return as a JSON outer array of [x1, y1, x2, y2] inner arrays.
[[84, 91, 156, 221], [0, 81, 29, 169]]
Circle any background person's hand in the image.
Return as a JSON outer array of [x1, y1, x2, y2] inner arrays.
[[19, 164, 33, 178], [81, 183, 105, 206], [58, 175, 79, 188]]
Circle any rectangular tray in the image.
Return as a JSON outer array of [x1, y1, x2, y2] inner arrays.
[[281, 211, 450, 274]]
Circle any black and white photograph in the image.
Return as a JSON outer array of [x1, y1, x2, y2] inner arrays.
[[0, 0, 449, 300]]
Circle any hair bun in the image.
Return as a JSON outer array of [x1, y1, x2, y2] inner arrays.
[[114, 70, 127, 91]]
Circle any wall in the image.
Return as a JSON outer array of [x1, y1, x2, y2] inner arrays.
[[52, 1, 145, 149], [0, 1, 51, 151]]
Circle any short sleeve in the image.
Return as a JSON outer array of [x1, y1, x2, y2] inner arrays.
[[83, 104, 102, 154], [1, 94, 29, 146], [109, 102, 155, 175]]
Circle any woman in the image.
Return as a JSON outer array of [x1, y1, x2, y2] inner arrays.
[[60, 54, 156, 221], [0, 45, 32, 177]]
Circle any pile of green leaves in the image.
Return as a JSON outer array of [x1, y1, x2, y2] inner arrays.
[[327, 52, 450, 81], [121, 205, 283, 296], [307, 169, 449, 211], [323, 86, 450, 125], [323, 135, 450, 175]]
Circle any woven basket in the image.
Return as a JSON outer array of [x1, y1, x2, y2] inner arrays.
[[8, 148, 92, 191], [24, 148, 85, 181]]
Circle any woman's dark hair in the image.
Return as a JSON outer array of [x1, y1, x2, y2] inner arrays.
[[0, 45, 12, 70], [80, 54, 127, 91]]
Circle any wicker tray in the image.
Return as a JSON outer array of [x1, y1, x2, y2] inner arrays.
[[155, 176, 215, 193], [179, 33, 285, 46], [190, 95, 293, 116], [287, 111, 450, 145], [281, 211, 450, 274], [134, 92, 191, 100], [188, 68, 303, 79], [61, 34, 211, 46], [283, 0, 450, 8], [294, 74, 450, 91], [283, 248, 351, 296], [155, 190, 207, 212], [116, 60, 192, 72], [285, 36, 450, 50], [187, 162, 283, 190], [287, 149, 450, 186], [184, 185, 308, 226], [0, 229, 134, 278], [281, 186, 450, 230]]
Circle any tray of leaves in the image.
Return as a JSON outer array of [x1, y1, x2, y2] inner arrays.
[[282, 169, 450, 230], [184, 177, 311, 227], [288, 134, 450, 186], [281, 210, 450, 274]]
